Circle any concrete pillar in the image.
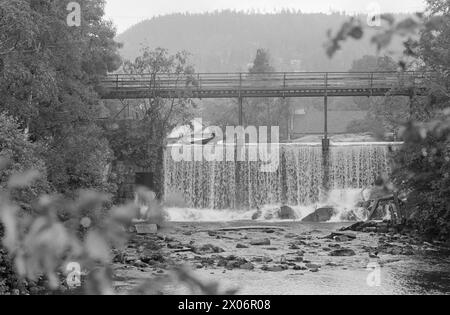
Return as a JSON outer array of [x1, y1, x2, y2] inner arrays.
[[238, 97, 243, 126], [322, 137, 331, 194]]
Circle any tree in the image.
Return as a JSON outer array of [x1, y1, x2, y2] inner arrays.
[[245, 49, 289, 135], [249, 49, 274, 73], [350, 55, 398, 72], [348, 55, 409, 137], [0, 0, 121, 137], [46, 124, 115, 195], [0, 112, 50, 205], [328, 0, 450, 239], [106, 47, 196, 199], [0, 0, 122, 194]]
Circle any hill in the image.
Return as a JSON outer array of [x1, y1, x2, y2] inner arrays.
[[116, 10, 407, 72]]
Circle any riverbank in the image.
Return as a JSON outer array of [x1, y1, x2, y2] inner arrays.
[[112, 221, 450, 295]]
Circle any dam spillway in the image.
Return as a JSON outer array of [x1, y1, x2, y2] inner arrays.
[[163, 143, 396, 210]]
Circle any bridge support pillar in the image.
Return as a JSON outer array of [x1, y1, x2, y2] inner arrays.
[[238, 97, 243, 126], [324, 95, 328, 140], [322, 137, 331, 197], [322, 91, 330, 195]]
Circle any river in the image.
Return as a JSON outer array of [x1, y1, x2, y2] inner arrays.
[[113, 221, 450, 295]]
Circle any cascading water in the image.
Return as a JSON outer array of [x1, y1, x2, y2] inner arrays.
[[163, 143, 396, 222]]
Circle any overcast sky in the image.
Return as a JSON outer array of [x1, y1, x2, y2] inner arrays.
[[104, 0, 426, 33]]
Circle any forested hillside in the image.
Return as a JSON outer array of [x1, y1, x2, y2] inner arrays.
[[117, 10, 408, 72]]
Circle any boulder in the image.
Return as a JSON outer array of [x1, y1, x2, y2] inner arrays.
[[251, 210, 262, 220], [250, 238, 271, 246], [305, 263, 321, 269], [302, 207, 336, 222], [140, 252, 165, 264], [133, 260, 148, 268], [325, 231, 357, 242], [193, 244, 225, 254], [278, 206, 298, 220], [329, 248, 356, 257], [236, 243, 249, 249], [239, 263, 255, 270], [293, 265, 307, 271], [262, 265, 285, 272]]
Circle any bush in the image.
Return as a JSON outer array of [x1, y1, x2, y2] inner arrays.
[[0, 112, 50, 205], [392, 112, 450, 240], [46, 124, 117, 196]]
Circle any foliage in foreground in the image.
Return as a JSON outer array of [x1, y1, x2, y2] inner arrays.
[[0, 163, 233, 295], [0, 165, 139, 294], [327, 0, 450, 239], [0, 0, 121, 197], [0, 113, 51, 205], [392, 112, 450, 239]]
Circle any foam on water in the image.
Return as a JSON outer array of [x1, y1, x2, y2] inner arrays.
[[164, 188, 368, 222]]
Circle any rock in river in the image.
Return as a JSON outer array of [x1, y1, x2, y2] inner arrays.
[[262, 265, 286, 272], [278, 206, 298, 220], [251, 210, 262, 220], [194, 244, 225, 254], [250, 238, 271, 246], [325, 231, 357, 242], [240, 263, 255, 270], [302, 207, 335, 222], [329, 248, 356, 256], [305, 263, 321, 269]]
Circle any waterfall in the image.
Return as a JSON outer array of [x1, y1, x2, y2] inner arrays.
[[164, 143, 396, 219]]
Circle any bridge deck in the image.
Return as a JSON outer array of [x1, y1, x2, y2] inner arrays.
[[99, 71, 434, 99]]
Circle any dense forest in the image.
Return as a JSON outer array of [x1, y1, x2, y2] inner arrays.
[[116, 11, 408, 72]]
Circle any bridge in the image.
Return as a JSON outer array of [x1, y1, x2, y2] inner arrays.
[[99, 71, 433, 100], [99, 71, 435, 137]]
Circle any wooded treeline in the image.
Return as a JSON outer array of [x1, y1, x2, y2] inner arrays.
[[117, 10, 408, 72]]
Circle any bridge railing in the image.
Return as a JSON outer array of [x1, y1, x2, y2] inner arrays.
[[100, 71, 436, 93]]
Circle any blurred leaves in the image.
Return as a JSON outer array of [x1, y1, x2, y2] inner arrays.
[[0, 168, 161, 293], [1, 171, 229, 295], [326, 11, 424, 57], [326, 0, 450, 239], [7, 170, 40, 189], [326, 18, 363, 57], [85, 231, 110, 263]]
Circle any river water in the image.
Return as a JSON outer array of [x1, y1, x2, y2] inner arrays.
[[114, 221, 450, 295], [136, 142, 450, 295]]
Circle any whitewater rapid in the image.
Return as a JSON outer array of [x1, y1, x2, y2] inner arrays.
[[163, 189, 369, 222]]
